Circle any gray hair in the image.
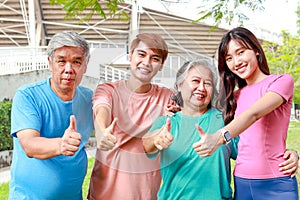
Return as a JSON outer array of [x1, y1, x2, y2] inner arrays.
[[47, 31, 90, 65], [173, 59, 219, 108]]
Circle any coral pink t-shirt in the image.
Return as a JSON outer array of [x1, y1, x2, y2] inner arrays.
[[89, 80, 174, 200], [233, 74, 294, 179]]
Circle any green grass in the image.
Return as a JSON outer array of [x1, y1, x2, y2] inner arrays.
[[0, 121, 299, 199], [0, 182, 9, 200], [82, 156, 95, 198]]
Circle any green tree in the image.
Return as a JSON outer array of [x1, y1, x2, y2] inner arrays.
[[49, 0, 129, 22], [263, 32, 300, 103], [49, 0, 265, 26], [0, 99, 13, 151], [193, 0, 265, 28]]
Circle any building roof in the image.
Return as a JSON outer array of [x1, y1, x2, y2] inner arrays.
[[0, 0, 228, 58]]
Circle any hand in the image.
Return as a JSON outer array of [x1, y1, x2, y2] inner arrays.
[[165, 104, 181, 116], [279, 150, 299, 177], [153, 118, 173, 150], [96, 118, 117, 151], [192, 125, 223, 157], [61, 115, 82, 156]]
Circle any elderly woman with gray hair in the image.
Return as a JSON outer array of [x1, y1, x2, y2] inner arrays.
[[143, 59, 238, 199]]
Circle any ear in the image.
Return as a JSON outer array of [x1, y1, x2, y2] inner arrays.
[[128, 53, 132, 62], [48, 57, 53, 72], [159, 65, 163, 71], [177, 83, 183, 92], [83, 65, 87, 73]]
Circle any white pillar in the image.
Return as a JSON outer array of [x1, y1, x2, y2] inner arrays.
[[28, 0, 36, 47], [28, 0, 36, 70]]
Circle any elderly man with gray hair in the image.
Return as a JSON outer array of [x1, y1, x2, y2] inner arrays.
[[9, 31, 93, 200]]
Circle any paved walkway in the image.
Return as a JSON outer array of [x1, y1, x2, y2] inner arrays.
[[0, 147, 96, 184]]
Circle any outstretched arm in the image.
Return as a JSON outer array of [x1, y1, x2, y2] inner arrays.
[[195, 91, 285, 157]]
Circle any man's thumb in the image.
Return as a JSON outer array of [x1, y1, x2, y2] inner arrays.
[[108, 118, 118, 132], [69, 115, 77, 131]]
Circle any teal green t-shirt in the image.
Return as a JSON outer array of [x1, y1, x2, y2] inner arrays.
[[149, 108, 238, 200]]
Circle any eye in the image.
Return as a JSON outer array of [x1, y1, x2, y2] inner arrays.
[[138, 52, 146, 57], [56, 59, 66, 66], [238, 50, 244, 55], [73, 60, 82, 66], [192, 79, 200, 83], [204, 81, 212, 87], [152, 56, 162, 62], [225, 56, 232, 62]]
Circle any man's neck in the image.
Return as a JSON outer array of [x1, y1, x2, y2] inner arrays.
[[126, 78, 152, 93]]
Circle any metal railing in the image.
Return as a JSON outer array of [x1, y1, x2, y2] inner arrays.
[[0, 47, 130, 84], [99, 64, 129, 83]]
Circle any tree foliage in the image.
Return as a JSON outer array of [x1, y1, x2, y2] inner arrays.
[[49, 0, 265, 26], [263, 31, 300, 103], [193, 0, 265, 28], [49, 0, 129, 22], [0, 99, 13, 151]]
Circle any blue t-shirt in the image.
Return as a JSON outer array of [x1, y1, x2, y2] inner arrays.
[[9, 78, 94, 200], [149, 109, 239, 200]]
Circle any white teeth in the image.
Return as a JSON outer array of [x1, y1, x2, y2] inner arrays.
[[138, 67, 151, 73], [194, 94, 204, 98]]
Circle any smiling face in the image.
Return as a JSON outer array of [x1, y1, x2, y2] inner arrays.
[[49, 46, 87, 101], [178, 65, 213, 116], [225, 39, 262, 84], [128, 41, 164, 84]]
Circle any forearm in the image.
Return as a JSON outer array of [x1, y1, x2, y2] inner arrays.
[[223, 109, 258, 138], [142, 134, 158, 154], [17, 130, 62, 159], [94, 104, 112, 140], [223, 92, 284, 139]]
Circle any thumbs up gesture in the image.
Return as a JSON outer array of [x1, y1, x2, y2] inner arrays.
[[96, 118, 117, 151], [153, 118, 173, 150], [192, 125, 223, 157], [61, 115, 82, 156]]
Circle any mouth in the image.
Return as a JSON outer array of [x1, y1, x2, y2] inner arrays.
[[137, 67, 152, 74], [235, 64, 247, 73], [193, 93, 206, 99], [62, 77, 75, 84]]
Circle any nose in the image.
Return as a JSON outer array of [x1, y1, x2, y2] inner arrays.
[[233, 56, 242, 68], [142, 56, 151, 66], [64, 62, 74, 73], [197, 81, 205, 91]]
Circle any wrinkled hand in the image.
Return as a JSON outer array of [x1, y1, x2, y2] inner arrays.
[[96, 118, 117, 151], [61, 115, 82, 156], [165, 104, 182, 116], [153, 118, 173, 150], [279, 150, 299, 177], [192, 125, 223, 157]]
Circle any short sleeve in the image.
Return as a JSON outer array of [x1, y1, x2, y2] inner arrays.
[[267, 74, 294, 102], [92, 82, 116, 109], [11, 89, 41, 137]]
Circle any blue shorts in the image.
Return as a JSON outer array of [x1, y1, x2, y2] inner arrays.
[[234, 176, 298, 200]]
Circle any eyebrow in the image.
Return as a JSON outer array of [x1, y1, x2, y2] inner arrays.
[[55, 55, 83, 60], [191, 75, 212, 81], [135, 49, 162, 58]]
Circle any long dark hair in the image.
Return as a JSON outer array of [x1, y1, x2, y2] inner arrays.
[[217, 27, 270, 124]]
